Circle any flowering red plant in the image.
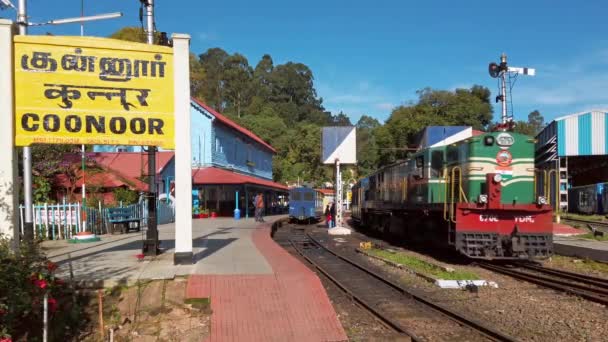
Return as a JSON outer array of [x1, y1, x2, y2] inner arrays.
[[47, 298, 58, 313], [46, 261, 58, 272], [33, 279, 47, 289]]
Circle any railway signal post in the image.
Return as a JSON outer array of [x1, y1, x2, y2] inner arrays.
[[322, 126, 356, 235]]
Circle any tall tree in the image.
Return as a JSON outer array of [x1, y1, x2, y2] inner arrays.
[[199, 48, 229, 111], [253, 54, 274, 100], [528, 110, 545, 133], [513, 110, 545, 136], [331, 112, 352, 126], [222, 53, 253, 118], [356, 115, 381, 176]]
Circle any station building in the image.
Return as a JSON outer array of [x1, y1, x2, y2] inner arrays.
[[535, 110, 608, 213], [91, 98, 288, 217]]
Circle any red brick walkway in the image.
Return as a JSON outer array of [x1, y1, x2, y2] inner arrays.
[[187, 223, 347, 342], [553, 222, 586, 236]]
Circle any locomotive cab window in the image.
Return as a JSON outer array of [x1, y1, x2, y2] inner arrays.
[[430, 150, 443, 178], [414, 156, 424, 179], [291, 192, 301, 201]]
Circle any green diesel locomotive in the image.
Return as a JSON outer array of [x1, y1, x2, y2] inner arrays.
[[351, 127, 553, 260]]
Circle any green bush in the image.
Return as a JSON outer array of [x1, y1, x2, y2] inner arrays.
[[113, 187, 138, 206], [0, 236, 87, 341]]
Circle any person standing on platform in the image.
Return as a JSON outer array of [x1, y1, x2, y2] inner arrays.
[[253, 193, 260, 222], [330, 202, 336, 228], [324, 204, 331, 228], [257, 192, 265, 222]]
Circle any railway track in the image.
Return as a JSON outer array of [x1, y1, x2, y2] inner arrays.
[[477, 262, 608, 306], [277, 224, 516, 342], [562, 217, 608, 234]]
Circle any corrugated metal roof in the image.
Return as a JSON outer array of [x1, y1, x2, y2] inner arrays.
[[552, 110, 608, 157]]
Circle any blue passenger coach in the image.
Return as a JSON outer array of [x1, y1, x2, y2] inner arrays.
[[289, 187, 324, 223]]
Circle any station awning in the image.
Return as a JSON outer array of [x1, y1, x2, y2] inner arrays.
[[192, 167, 288, 191]]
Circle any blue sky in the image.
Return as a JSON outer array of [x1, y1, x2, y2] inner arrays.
[[8, 0, 608, 124]]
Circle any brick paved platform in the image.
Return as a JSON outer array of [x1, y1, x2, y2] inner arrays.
[[553, 222, 586, 236], [187, 222, 347, 342]]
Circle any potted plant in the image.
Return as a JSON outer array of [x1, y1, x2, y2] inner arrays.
[[200, 208, 209, 218], [192, 206, 199, 219]]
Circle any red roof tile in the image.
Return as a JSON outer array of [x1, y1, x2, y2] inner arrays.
[[316, 189, 335, 195], [58, 152, 174, 192], [191, 98, 277, 154], [192, 167, 288, 191], [62, 151, 174, 179], [54, 168, 148, 192]]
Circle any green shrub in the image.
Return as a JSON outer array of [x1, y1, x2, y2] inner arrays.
[[113, 187, 138, 206], [0, 236, 87, 341]]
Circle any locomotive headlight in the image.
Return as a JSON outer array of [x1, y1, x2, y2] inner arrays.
[[537, 196, 547, 205], [478, 194, 488, 204], [493, 174, 502, 183]]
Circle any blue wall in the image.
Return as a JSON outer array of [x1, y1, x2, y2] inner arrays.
[[190, 103, 213, 167], [211, 124, 273, 180], [94, 99, 274, 181]]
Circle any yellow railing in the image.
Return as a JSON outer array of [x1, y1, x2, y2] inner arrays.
[[531, 168, 547, 199], [443, 166, 467, 223]]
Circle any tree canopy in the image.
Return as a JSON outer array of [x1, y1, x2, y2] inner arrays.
[[104, 27, 507, 186]]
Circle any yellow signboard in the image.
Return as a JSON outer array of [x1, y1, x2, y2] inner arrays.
[[14, 35, 174, 148]]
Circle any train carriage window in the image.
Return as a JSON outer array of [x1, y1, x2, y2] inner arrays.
[[431, 150, 443, 178], [303, 192, 314, 201], [415, 156, 424, 168], [291, 192, 301, 201], [578, 192, 589, 207]]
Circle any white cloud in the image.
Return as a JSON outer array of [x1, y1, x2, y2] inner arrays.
[[376, 102, 394, 111], [198, 32, 219, 41], [515, 47, 608, 108]]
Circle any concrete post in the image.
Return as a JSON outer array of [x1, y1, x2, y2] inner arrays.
[[0, 20, 19, 245], [173, 33, 193, 265]]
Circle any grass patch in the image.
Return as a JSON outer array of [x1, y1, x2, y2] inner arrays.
[[562, 213, 607, 222], [577, 232, 608, 241], [185, 297, 212, 313], [367, 248, 479, 280], [550, 255, 608, 274]]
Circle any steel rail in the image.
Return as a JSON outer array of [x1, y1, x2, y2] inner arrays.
[[288, 238, 420, 341], [303, 233, 517, 342], [478, 263, 608, 306], [520, 264, 608, 288]]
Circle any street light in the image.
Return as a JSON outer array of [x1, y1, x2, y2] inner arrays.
[[28, 12, 123, 26], [0, 0, 16, 10]]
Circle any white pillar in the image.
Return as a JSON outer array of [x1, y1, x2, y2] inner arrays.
[[0, 20, 19, 244], [172, 33, 193, 264]]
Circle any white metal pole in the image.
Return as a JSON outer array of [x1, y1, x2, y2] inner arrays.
[[18, 0, 35, 243], [173, 33, 193, 264], [80, 0, 84, 36], [0, 19, 19, 245], [336, 159, 342, 228], [43, 292, 48, 342], [146, 0, 154, 44], [500, 53, 508, 125]]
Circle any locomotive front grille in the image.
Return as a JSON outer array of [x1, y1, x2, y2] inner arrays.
[[456, 232, 553, 259]]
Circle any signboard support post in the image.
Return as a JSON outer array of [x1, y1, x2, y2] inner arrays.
[[143, 0, 159, 256], [17, 0, 34, 243], [173, 33, 193, 265], [0, 19, 19, 247], [335, 160, 342, 228]]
